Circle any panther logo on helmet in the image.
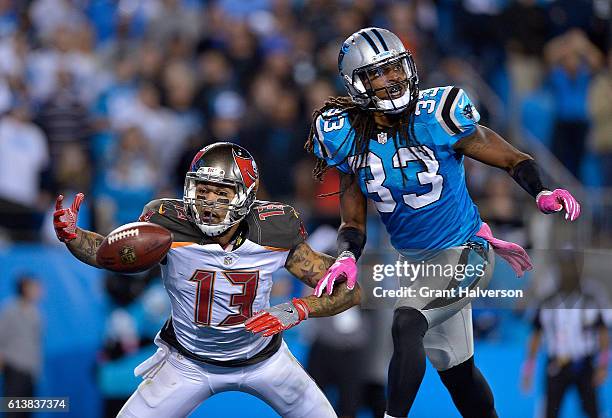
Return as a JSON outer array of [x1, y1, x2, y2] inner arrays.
[[338, 41, 351, 71]]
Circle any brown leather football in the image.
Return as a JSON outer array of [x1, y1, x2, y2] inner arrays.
[[96, 222, 173, 273]]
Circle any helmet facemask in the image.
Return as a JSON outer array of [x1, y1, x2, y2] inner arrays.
[[183, 167, 256, 237], [347, 52, 419, 114]]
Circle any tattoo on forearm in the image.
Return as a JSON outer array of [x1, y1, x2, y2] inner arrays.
[[67, 229, 104, 268], [301, 283, 361, 317], [286, 243, 335, 287], [286, 242, 360, 317]]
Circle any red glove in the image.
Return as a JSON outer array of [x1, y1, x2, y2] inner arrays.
[[245, 298, 311, 337], [53, 193, 85, 242]]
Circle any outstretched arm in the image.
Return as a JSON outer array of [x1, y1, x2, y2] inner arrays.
[[454, 125, 580, 221], [453, 125, 531, 172], [54, 194, 105, 268], [66, 228, 104, 268]]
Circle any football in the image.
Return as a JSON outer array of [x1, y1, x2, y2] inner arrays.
[[96, 222, 173, 273]]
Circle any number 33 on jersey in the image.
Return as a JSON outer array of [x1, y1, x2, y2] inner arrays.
[[313, 86, 484, 253]]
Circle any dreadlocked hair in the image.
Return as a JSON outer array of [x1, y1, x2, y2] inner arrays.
[[305, 96, 368, 181], [305, 95, 428, 187]]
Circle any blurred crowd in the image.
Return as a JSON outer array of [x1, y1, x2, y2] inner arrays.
[[0, 0, 608, 244], [0, 2, 609, 417]]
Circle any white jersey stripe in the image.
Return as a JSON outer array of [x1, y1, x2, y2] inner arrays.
[[450, 88, 466, 132], [315, 116, 332, 158], [434, 86, 455, 136]]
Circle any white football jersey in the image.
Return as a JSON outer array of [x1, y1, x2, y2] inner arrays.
[[139, 199, 306, 363]]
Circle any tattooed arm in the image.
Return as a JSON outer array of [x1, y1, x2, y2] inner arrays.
[[245, 241, 361, 336], [285, 242, 361, 317], [66, 228, 105, 268], [53, 194, 105, 268], [454, 125, 581, 221]]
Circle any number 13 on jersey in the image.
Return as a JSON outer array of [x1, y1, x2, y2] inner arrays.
[[190, 270, 259, 327]]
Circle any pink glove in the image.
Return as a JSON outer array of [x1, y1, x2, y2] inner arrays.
[[314, 254, 358, 297], [476, 222, 533, 277], [536, 189, 580, 221]]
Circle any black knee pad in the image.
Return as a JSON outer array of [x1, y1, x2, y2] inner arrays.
[[392, 308, 428, 348]]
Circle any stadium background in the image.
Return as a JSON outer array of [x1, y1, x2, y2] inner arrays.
[[0, 0, 610, 417]]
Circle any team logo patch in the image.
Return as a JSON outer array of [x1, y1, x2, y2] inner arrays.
[[377, 132, 388, 144], [233, 151, 258, 188], [338, 41, 351, 70], [119, 246, 137, 265], [463, 104, 475, 120]]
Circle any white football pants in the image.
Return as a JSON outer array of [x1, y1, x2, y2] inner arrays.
[[117, 341, 337, 418]]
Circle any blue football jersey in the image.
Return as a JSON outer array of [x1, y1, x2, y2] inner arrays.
[[313, 86, 483, 255]]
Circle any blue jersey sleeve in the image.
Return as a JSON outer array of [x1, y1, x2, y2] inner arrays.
[[421, 86, 481, 149], [312, 109, 354, 174]]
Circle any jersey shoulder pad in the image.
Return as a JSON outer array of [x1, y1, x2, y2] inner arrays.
[[312, 107, 354, 173], [417, 86, 480, 144], [246, 201, 307, 250], [139, 198, 202, 242]]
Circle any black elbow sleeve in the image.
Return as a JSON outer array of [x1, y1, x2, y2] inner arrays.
[[511, 159, 547, 199], [337, 227, 366, 260]]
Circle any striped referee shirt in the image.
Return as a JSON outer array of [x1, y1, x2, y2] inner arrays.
[[534, 291, 605, 361]]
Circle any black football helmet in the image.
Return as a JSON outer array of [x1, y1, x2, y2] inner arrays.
[[184, 142, 259, 236]]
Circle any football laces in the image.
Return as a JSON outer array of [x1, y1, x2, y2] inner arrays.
[[108, 228, 139, 244]]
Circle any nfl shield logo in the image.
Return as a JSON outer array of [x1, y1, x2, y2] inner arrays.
[[377, 132, 387, 144], [223, 256, 234, 266], [119, 246, 136, 265]]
